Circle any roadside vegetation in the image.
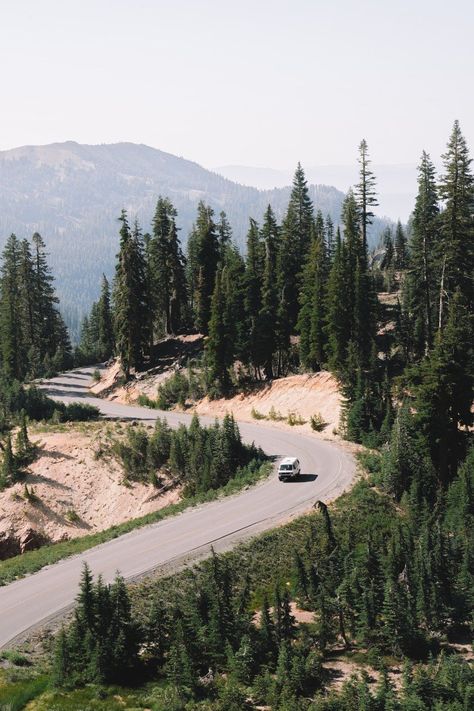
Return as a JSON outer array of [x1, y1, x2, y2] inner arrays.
[[0, 120, 473, 711], [108, 413, 265, 494], [0, 414, 269, 586], [5, 441, 474, 709]]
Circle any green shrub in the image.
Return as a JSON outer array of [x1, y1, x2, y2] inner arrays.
[[0, 649, 30, 666], [268, 406, 285, 421], [156, 371, 189, 410], [251, 407, 265, 420], [110, 414, 267, 494], [137, 393, 157, 408], [287, 411, 306, 426], [310, 412, 327, 432], [65, 509, 80, 523], [92, 369, 102, 383], [61, 402, 100, 422]]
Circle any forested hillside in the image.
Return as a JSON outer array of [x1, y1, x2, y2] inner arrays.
[[0, 122, 473, 709], [0, 141, 391, 326]]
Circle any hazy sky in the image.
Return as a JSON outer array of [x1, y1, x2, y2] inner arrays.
[[1, 0, 473, 170]]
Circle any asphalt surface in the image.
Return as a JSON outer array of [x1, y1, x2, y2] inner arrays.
[[0, 367, 355, 648]]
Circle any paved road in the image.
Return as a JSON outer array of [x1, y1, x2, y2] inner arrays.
[[0, 368, 355, 648]]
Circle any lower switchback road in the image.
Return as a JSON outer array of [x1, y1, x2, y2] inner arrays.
[[0, 368, 355, 648]]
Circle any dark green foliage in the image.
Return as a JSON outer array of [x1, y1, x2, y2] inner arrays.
[[188, 201, 220, 334], [0, 233, 72, 380], [52, 564, 139, 686], [148, 197, 188, 339], [298, 219, 329, 371], [206, 269, 232, 394], [404, 151, 440, 358], [256, 205, 281, 378], [411, 289, 473, 484], [277, 163, 314, 332], [78, 275, 114, 364], [112, 413, 266, 494], [394, 220, 409, 270], [112, 212, 150, 379], [0, 433, 21, 489], [438, 120, 474, 325], [355, 139, 378, 253], [155, 368, 205, 409]]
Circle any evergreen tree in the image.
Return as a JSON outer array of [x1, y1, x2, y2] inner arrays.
[[406, 151, 440, 356], [0, 235, 24, 378], [113, 212, 149, 379], [191, 202, 220, 334], [256, 205, 280, 378], [355, 139, 378, 253], [394, 220, 409, 270], [413, 288, 473, 484], [97, 275, 114, 360], [244, 218, 264, 373], [278, 164, 314, 329], [325, 228, 350, 370], [438, 120, 474, 326], [149, 197, 187, 338], [206, 269, 231, 394], [297, 224, 328, 370], [217, 210, 233, 254]]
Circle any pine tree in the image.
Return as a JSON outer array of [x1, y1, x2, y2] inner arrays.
[[217, 210, 233, 254], [438, 120, 474, 327], [394, 220, 409, 270], [113, 211, 149, 378], [206, 269, 231, 394], [355, 139, 378, 253], [260, 594, 276, 664], [191, 202, 220, 334], [148, 197, 187, 338], [325, 228, 350, 370], [31, 233, 62, 364], [97, 275, 114, 360], [297, 225, 328, 370], [414, 288, 473, 484], [407, 151, 440, 356], [244, 218, 264, 373], [278, 164, 314, 330], [18, 239, 36, 370], [0, 433, 19, 487], [0, 235, 24, 378], [256, 206, 280, 378], [52, 627, 70, 687]]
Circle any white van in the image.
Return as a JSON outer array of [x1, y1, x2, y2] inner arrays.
[[278, 457, 301, 481]]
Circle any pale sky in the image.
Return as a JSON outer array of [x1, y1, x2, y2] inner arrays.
[[1, 0, 473, 171]]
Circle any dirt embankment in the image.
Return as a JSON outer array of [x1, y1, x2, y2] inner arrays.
[[98, 361, 343, 442], [0, 425, 179, 560], [194, 371, 342, 439]]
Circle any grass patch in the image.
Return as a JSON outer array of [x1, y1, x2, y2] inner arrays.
[[21, 683, 153, 710], [0, 674, 48, 710], [0, 650, 30, 667], [0, 461, 272, 587]]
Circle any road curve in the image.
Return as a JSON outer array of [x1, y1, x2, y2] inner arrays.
[[0, 368, 355, 648]]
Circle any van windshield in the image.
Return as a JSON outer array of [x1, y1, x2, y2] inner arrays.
[[279, 464, 293, 471]]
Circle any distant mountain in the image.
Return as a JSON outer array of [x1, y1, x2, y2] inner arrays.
[[0, 141, 391, 327], [217, 163, 418, 222]]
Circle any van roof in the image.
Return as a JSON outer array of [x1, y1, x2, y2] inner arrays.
[[280, 457, 298, 466]]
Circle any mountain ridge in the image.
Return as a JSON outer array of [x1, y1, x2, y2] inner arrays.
[[0, 141, 390, 329]]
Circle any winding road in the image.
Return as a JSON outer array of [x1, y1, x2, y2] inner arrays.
[[0, 368, 355, 648]]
